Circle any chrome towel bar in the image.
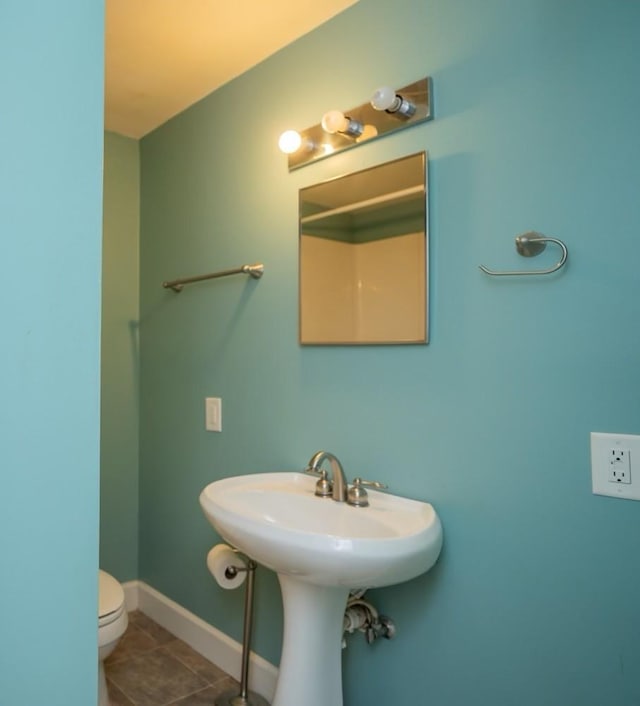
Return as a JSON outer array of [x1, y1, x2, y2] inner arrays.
[[479, 232, 568, 277], [163, 263, 264, 293]]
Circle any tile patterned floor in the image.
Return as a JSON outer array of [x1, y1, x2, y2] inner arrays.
[[105, 611, 239, 706]]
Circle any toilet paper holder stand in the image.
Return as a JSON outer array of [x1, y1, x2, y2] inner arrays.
[[216, 553, 270, 706]]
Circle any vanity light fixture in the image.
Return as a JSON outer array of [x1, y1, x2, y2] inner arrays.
[[356, 124, 378, 143], [278, 77, 432, 170]]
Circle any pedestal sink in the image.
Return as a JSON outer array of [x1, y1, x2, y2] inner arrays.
[[199, 471, 442, 706]]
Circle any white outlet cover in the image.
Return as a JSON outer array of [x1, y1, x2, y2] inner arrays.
[[591, 431, 640, 501]]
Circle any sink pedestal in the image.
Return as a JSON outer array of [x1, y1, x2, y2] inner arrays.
[[273, 575, 349, 706]]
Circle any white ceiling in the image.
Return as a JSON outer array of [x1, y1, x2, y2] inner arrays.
[[105, 0, 358, 139]]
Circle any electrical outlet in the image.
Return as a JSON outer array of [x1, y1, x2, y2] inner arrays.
[[591, 432, 640, 500], [608, 447, 631, 484]]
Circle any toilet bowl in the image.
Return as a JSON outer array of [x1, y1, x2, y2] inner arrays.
[[98, 570, 128, 706]]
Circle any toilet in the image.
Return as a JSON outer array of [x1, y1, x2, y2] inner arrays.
[[98, 570, 128, 706]]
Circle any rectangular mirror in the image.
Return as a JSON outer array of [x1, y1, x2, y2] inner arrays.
[[299, 152, 428, 345]]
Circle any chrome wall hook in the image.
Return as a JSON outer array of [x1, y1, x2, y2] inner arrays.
[[479, 232, 568, 277]]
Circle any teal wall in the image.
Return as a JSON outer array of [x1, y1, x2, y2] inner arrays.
[[101, 132, 140, 581], [0, 1, 104, 704], [138, 1, 640, 704]]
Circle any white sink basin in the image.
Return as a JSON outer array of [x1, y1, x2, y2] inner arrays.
[[199, 471, 442, 588], [199, 470, 443, 706]]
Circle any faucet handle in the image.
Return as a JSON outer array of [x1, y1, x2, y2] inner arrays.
[[347, 477, 388, 507], [304, 466, 333, 498]]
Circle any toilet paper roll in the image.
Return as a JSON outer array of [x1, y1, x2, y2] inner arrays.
[[207, 544, 247, 590]]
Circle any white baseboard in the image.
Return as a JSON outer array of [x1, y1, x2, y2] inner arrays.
[[122, 580, 140, 612], [121, 580, 278, 701]]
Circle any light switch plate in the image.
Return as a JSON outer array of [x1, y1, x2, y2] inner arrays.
[[205, 397, 222, 432], [591, 432, 640, 500]]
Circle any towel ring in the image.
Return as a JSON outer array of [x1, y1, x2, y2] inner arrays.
[[479, 232, 568, 276]]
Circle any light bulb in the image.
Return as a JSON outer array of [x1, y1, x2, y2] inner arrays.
[[371, 86, 416, 117], [278, 130, 302, 154], [321, 110, 364, 137], [371, 86, 398, 111], [321, 110, 349, 134]]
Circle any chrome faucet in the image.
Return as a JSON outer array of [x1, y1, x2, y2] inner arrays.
[[305, 451, 347, 502]]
